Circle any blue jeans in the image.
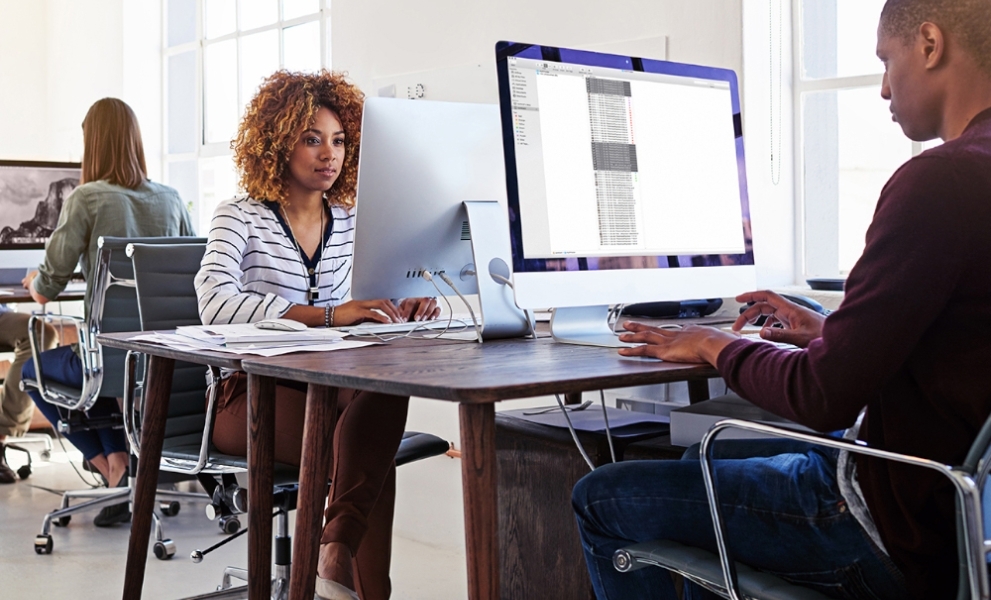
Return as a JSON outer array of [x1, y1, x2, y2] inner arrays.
[[572, 439, 909, 600], [22, 345, 128, 462]]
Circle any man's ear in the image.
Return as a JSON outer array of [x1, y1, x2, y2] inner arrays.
[[918, 21, 945, 70]]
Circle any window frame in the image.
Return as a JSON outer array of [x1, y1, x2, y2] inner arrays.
[[791, 0, 927, 279], [161, 0, 332, 230]]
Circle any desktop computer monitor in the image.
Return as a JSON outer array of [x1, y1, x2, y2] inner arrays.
[[351, 97, 529, 338], [495, 42, 757, 346], [0, 160, 81, 283]]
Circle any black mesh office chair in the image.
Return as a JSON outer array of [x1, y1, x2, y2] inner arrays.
[[22, 235, 209, 556], [126, 241, 451, 596], [613, 416, 991, 600]]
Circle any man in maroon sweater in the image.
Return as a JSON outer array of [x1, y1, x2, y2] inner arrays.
[[573, 1, 991, 598]]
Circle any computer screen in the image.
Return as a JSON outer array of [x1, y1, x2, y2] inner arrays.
[[0, 160, 80, 277], [496, 42, 757, 346]]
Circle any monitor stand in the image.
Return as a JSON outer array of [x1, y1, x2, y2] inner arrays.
[[549, 306, 633, 348], [463, 201, 532, 340]]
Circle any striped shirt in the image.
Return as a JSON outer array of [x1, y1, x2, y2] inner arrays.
[[195, 196, 353, 325]]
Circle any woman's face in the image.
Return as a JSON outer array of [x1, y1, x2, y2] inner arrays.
[[287, 106, 346, 195]]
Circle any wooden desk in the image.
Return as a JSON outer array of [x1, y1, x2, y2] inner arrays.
[[0, 283, 86, 303], [95, 333, 242, 600], [98, 331, 717, 600], [240, 335, 718, 600]]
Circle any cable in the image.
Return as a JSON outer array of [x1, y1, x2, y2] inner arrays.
[[488, 273, 536, 339], [599, 390, 616, 463], [555, 394, 596, 471], [435, 272, 483, 343]]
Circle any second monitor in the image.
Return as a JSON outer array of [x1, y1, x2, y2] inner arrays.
[[496, 42, 758, 346]]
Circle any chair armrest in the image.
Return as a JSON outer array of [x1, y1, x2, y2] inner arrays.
[[23, 313, 104, 411], [698, 419, 987, 600]]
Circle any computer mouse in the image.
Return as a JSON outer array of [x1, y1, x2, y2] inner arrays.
[[254, 318, 308, 332]]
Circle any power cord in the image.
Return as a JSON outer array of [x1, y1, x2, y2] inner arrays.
[[435, 272, 483, 343], [599, 390, 616, 463], [555, 394, 596, 471]]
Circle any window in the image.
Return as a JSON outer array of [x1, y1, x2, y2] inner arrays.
[[163, 0, 331, 234], [794, 0, 931, 277]]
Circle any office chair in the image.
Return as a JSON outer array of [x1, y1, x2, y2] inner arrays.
[[21, 235, 210, 556], [126, 241, 452, 598], [613, 417, 991, 600]]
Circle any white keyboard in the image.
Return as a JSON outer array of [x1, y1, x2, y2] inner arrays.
[[336, 317, 474, 336]]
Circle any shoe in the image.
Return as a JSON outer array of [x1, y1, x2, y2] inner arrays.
[[315, 575, 359, 600], [93, 471, 131, 527], [0, 444, 15, 484]]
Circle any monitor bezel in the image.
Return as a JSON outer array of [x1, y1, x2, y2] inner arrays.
[[0, 159, 81, 251], [495, 41, 753, 276]]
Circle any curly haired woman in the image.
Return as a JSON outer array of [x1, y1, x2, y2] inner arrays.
[[194, 70, 438, 600]]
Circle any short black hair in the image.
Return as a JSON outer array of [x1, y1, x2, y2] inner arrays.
[[880, 0, 991, 74]]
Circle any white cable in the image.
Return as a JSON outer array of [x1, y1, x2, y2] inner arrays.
[[599, 390, 616, 463], [555, 394, 596, 471], [436, 272, 482, 343]]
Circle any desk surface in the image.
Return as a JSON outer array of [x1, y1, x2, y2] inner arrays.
[[0, 283, 86, 304], [239, 333, 718, 403]]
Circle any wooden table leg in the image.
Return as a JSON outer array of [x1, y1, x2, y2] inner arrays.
[[122, 355, 174, 600], [288, 384, 338, 600], [248, 374, 276, 600], [460, 403, 499, 600]]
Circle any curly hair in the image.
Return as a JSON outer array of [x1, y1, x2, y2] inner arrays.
[[232, 70, 364, 208]]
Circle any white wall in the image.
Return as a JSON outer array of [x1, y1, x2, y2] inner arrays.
[[0, 0, 161, 179]]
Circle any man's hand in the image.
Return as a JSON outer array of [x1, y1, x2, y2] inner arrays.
[[397, 297, 441, 322], [21, 270, 49, 305], [617, 322, 739, 365], [733, 290, 826, 348]]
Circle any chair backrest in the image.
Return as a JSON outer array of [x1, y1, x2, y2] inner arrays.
[[128, 242, 211, 448], [95, 237, 206, 398]]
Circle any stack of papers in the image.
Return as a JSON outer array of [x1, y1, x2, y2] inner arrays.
[[176, 324, 345, 348], [131, 323, 376, 357]]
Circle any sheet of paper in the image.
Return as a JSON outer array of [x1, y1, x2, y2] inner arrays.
[[129, 333, 377, 356]]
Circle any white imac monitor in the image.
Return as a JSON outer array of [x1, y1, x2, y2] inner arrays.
[[0, 160, 81, 284], [495, 42, 757, 346]]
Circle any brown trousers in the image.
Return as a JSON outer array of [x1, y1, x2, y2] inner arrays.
[[212, 373, 409, 600]]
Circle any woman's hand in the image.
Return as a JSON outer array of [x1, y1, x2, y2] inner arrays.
[[21, 270, 49, 305], [396, 297, 441, 322], [331, 299, 405, 326], [617, 322, 738, 365], [733, 290, 825, 348]]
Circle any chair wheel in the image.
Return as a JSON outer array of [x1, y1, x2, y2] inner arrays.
[[153, 539, 176, 560], [219, 515, 240, 535], [34, 534, 53, 555], [17, 465, 30, 479], [54, 515, 71, 527], [160, 501, 180, 516], [40, 449, 51, 461]]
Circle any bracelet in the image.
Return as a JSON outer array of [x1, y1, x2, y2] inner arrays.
[[324, 304, 335, 328]]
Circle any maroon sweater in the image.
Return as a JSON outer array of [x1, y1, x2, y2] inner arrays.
[[717, 108, 991, 598]]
